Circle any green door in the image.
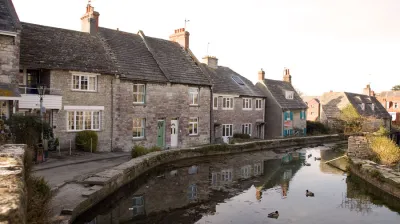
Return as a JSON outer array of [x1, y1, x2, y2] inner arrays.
[[157, 120, 165, 148]]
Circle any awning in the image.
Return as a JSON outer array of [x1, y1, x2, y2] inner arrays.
[[0, 83, 21, 100]]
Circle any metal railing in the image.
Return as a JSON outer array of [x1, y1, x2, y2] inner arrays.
[[18, 86, 62, 95]]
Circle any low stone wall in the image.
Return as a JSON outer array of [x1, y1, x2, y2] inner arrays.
[[347, 135, 374, 159], [0, 144, 27, 224], [63, 134, 342, 223]]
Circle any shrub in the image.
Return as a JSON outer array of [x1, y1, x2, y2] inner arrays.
[[149, 146, 162, 152], [6, 115, 53, 146], [131, 145, 148, 158], [306, 121, 329, 135], [233, 133, 250, 139], [75, 130, 98, 152], [369, 136, 400, 165], [373, 126, 390, 136]]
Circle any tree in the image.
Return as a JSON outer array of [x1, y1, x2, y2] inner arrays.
[[392, 85, 400, 91], [295, 88, 304, 97]]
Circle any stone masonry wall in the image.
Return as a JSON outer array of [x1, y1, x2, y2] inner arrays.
[[213, 97, 264, 141], [0, 34, 20, 84], [347, 135, 374, 159], [112, 80, 211, 151], [50, 70, 113, 152], [0, 144, 27, 224]]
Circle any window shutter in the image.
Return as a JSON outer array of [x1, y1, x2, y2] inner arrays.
[[303, 128, 307, 136], [283, 129, 286, 137], [284, 112, 287, 120], [290, 111, 293, 120], [304, 111, 306, 120]]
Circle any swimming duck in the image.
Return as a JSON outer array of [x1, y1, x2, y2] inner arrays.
[[268, 211, 279, 218], [306, 190, 315, 197], [314, 157, 321, 160], [303, 162, 311, 166], [308, 154, 312, 158]]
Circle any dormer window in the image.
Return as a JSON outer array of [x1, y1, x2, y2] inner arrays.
[[371, 103, 375, 111], [232, 76, 245, 85], [285, 91, 294, 99], [359, 103, 365, 110]]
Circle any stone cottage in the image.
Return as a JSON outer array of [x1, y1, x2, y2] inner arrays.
[[200, 58, 266, 143], [256, 68, 308, 138], [0, 0, 21, 119], [320, 91, 391, 132], [18, 3, 211, 151]]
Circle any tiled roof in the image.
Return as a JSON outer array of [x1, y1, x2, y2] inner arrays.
[[20, 23, 118, 74], [320, 92, 391, 119], [302, 96, 320, 103], [0, 0, 20, 32], [200, 65, 264, 97], [378, 91, 400, 98], [260, 79, 307, 109], [142, 35, 210, 85], [98, 28, 167, 82]]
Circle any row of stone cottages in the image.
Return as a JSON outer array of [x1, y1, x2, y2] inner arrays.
[[0, 1, 308, 151]]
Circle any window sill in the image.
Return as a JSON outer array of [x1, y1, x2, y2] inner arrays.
[[132, 137, 146, 141], [222, 108, 234, 110], [189, 104, 200, 107], [242, 108, 253, 111], [71, 89, 97, 93], [66, 129, 101, 133], [133, 103, 146, 107], [255, 108, 263, 111], [189, 134, 199, 137]]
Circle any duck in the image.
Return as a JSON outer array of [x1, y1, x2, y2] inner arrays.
[[314, 157, 321, 161], [306, 190, 315, 197], [303, 162, 311, 166], [268, 211, 279, 219], [308, 154, 312, 158]]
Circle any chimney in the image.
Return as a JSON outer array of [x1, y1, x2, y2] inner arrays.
[[202, 56, 218, 69], [81, 3, 100, 34], [283, 67, 292, 83], [258, 68, 265, 81], [363, 84, 374, 96], [169, 28, 190, 49]]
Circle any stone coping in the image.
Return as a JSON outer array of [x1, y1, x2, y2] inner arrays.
[[55, 135, 342, 223]]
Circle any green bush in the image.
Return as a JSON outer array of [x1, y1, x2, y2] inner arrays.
[[149, 146, 162, 152], [373, 126, 390, 136], [6, 115, 53, 146], [369, 136, 400, 165], [233, 133, 251, 139], [306, 121, 329, 135], [131, 145, 148, 158], [75, 130, 98, 152]]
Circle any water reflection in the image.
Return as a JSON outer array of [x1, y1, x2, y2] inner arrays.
[[76, 146, 400, 224]]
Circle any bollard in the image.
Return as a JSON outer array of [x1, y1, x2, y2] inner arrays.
[[69, 139, 72, 156]]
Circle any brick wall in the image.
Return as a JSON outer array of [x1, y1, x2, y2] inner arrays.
[[112, 79, 211, 151], [306, 101, 320, 121], [0, 33, 20, 84], [50, 70, 113, 152], [347, 135, 374, 159]]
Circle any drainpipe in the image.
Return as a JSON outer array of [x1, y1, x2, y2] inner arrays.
[[110, 76, 114, 151], [210, 85, 214, 144]]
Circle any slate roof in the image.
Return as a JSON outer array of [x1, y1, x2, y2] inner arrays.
[[0, 0, 20, 32], [260, 79, 307, 109], [20, 23, 118, 74], [379, 91, 400, 98], [320, 92, 391, 119], [200, 65, 264, 97]]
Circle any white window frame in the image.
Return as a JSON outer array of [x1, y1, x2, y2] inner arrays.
[[242, 123, 252, 136], [255, 99, 262, 110], [241, 165, 251, 178], [285, 91, 294, 99], [189, 88, 199, 105], [133, 84, 146, 104], [211, 172, 218, 185], [222, 124, 233, 137], [71, 73, 97, 92], [360, 103, 365, 110], [130, 196, 145, 217], [67, 110, 101, 131], [188, 184, 197, 200], [132, 118, 145, 139], [222, 97, 234, 110], [254, 163, 262, 175], [221, 169, 233, 182], [189, 117, 199, 135], [395, 102, 398, 109], [242, 98, 252, 110], [213, 96, 218, 110]]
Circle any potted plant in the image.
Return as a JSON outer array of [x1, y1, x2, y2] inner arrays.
[[55, 138, 60, 151]]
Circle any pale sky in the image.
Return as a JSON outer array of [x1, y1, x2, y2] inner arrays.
[[12, 0, 400, 96]]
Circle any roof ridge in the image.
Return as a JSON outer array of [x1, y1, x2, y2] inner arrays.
[[4, 0, 21, 30], [96, 34, 121, 76]]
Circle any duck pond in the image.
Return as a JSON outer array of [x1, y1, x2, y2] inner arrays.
[[75, 144, 400, 224]]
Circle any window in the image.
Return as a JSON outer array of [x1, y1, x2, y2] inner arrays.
[[222, 124, 233, 137], [242, 123, 252, 135], [0, 101, 8, 120], [221, 169, 233, 182], [72, 74, 97, 91], [395, 102, 398, 109], [243, 98, 252, 109], [232, 76, 245, 85], [188, 165, 198, 174], [188, 184, 197, 200], [300, 110, 306, 120], [189, 88, 199, 105], [359, 103, 365, 110], [130, 196, 145, 216], [222, 97, 234, 109], [285, 91, 294, 99], [133, 84, 145, 103], [255, 99, 262, 109], [189, 118, 198, 135], [132, 118, 145, 138], [371, 104, 375, 111], [387, 101, 390, 109], [67, 111, 100, 131], [213, 96, 218, 109], [254, 163, 262, 175], [311, 104, 314, 108], [310, 112, 314, 115], [241, 165, 251, 178]]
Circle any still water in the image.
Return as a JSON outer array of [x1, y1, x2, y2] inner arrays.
[[76, 144, 400, 224]]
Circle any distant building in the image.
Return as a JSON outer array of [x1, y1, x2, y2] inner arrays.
[[256, 68, 308, 138], [302, 96, 320, 121], [376, 91, 400, 125]]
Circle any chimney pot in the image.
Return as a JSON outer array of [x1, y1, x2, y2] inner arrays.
[[81, 4, 100, 34], [258, 68, 265, 81], [283, 67, 292, 83], [170, 27, 190, 49], [202, 56, 218, 69]]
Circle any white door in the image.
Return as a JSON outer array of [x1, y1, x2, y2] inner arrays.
[[222, 124, 232, 143], [171, 119, 178, 148]]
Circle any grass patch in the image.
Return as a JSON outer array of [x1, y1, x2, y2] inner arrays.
[[368, 169, 386, 182], [131, 145, 162, 158], [369, 136, 400, 166]]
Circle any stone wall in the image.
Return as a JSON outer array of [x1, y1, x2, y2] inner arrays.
[[0, 33, 20, 84], [0, 144, 27, 224], [112, 79, 211, 151], [213, 97, 264, 141], [50, 70, 113, 152], [347, 135, 374, 159]]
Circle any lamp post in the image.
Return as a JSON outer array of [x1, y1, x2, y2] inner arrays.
[[37, 84, 46, 142]]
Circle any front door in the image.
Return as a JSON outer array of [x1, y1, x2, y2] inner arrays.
[[157, 120, 165, 148], [222, 124, 232, 143], [170, 119, 178, 148]]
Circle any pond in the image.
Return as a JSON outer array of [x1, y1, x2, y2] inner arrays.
[[75, 144, 400, 224]]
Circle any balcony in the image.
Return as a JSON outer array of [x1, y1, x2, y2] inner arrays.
[[18, 86, 62, 110]]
